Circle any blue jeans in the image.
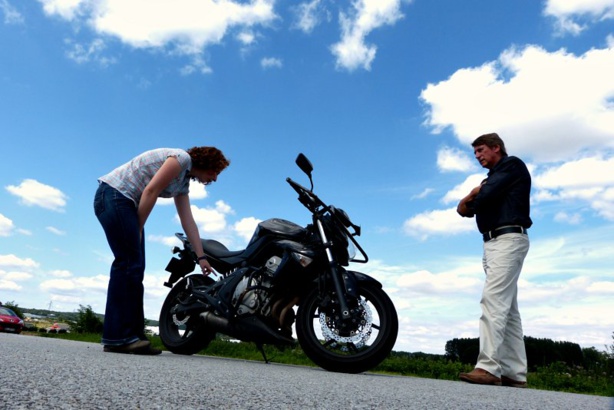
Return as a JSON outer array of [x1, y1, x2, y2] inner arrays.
[[94, 182, 146, 346]]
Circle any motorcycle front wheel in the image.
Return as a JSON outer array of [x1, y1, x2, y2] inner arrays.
[[296, 283, 399, 374], [159, 275, 216, 355]]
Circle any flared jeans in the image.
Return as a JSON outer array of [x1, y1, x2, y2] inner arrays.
[[94, 182, 146, 346], [476, 233, 530, 381]]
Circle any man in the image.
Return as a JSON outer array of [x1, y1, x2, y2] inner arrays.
[[457, 133, 532, 388]]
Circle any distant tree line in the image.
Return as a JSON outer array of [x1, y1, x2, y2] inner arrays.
[[445, 336, 613, 374]]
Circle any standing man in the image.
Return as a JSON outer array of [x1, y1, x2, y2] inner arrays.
[[457, 133, 532, 388]]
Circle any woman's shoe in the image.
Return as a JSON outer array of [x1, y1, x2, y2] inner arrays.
[[103, 339, 151, 354]]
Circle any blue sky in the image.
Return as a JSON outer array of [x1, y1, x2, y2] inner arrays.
[[1, 0, 613, 355]]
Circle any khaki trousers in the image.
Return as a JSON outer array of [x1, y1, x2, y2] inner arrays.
[[476, 233, 530, 381]]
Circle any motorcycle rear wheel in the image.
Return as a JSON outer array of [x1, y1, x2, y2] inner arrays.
[[296, 283, 398, 374], [159, 275, 216, 355]]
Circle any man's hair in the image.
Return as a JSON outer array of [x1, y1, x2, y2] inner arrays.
[[472, 133, 508, 156], [186, 146, 230, 174]]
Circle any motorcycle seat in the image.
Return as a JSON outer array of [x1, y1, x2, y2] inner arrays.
[[202, 239, 244, 259]]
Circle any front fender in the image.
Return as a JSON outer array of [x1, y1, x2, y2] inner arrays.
[[341, 270, 382, 298]]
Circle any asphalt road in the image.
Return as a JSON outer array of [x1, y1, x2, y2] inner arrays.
[[1, 333, 612, 410]]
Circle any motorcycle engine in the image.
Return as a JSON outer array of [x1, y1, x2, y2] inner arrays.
[[232, 256, 281, 316]]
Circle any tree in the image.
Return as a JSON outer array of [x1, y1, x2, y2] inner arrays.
[[72, 305, 103, 334], [2, 300, 25, 319]]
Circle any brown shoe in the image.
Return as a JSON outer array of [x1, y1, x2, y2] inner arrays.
[[459, 368, 502, 386], [103, 340, 151, 354], [501, 376, 527, 388], [134, 345, 162, 355]]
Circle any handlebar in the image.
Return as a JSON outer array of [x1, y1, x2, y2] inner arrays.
[[286, 177, 325, 211]]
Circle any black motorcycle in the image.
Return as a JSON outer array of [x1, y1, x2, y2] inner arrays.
[[159, 154, 398, 374]]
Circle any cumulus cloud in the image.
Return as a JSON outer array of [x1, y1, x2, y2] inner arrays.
[[189, 200, 234, 234], [533, 156, 614, 220], [0, 255, 39, 291], [403, 207, 475, 239], [436, 146, 477, 173], [330, 0, 407, 71], [421, 45, 614, 163], [0, 254, 39, 270], [37, 0, 277, 73], [233, 217, 261, 242], [6, 179, 68, 212]]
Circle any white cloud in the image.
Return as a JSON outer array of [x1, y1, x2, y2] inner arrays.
[[189, 200, 234, 234], [293, 0, 326, 33], [403, 207, 475, 239], [38, 0, 87, 21], [64, 38, 117, 67], [50, 270, 72, 278], [1, 0, 24, 24], [261, 57, 282, 69], [436, 146, 477, 173], [148, 234, 182, 247], [40, 274, 108, 294], [330, 0, 407, 71], [441, 174, 486, 205], [411, 188, 434, 200], [553, 211, 583, 224], [0, 213, 14, 237], [0, 279, 21, 291], [36, 0, 278, 74], [534, 156, 614, 220], [43, 0, 276, 50], [0, 254, 39, 270], [46, 226, 67, 236], [6, 179, 68, 212], [233, 217, 261, 242], [543, 0, 614, 36], [420, 45, 614, 163]]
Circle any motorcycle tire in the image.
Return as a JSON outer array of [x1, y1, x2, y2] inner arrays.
[[159, 275, 216, 355], [296, 283, 398, 374]]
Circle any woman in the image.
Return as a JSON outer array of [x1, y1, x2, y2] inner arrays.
[[94, 146, 230, 354]]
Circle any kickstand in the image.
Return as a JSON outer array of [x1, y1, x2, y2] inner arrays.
[[256, 344, 269, 364]]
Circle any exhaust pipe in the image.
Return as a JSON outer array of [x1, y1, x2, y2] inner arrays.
[[200, 311, 294, 345]]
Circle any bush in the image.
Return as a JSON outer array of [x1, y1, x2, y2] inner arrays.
[[72, 305, 103, 334]]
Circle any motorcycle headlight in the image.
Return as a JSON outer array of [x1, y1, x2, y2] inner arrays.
[[347, 240, 357, 261], [331, 206, 352, 227]]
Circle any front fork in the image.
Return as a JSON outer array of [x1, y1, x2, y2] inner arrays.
[[315, 219, 354, 319]]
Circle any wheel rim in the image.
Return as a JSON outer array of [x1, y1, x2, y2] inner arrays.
[[307, 290, 385, 356], [161, 278, 206, 344]]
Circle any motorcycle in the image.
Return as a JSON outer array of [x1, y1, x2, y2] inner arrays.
[[159, 153, 398, 374]]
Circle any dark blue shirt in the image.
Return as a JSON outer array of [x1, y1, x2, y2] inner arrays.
[[467, 155, 532, 233]]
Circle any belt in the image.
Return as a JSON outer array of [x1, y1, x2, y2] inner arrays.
[[483, 226, 527, 242]]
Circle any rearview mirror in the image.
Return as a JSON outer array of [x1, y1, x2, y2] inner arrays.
[[296, 153, 313, 177]]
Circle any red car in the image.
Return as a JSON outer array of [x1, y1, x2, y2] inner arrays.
[[0, 307, 24, 334]]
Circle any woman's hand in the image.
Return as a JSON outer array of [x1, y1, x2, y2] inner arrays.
[[198, 258, 214, 275]]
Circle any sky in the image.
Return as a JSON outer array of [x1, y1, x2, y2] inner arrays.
[[1, 0, 613, 355]]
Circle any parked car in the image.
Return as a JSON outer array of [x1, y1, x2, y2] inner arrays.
[[0, 307, 24, 334]]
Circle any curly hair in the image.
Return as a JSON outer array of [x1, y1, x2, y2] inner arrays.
[[186, 146, 230, 174]]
